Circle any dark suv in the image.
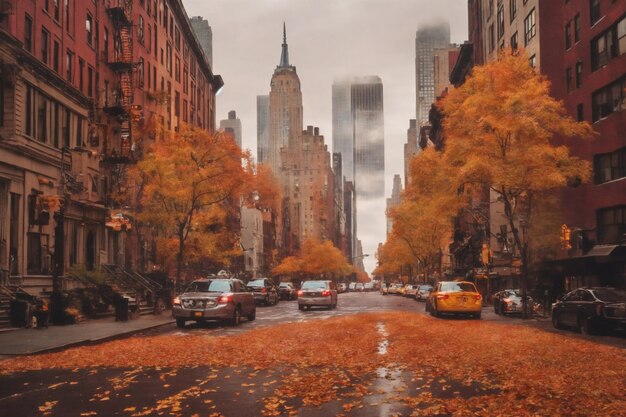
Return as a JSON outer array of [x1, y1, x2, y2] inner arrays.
[[552, 287, 626, 335], [247, 278, 279, 305]]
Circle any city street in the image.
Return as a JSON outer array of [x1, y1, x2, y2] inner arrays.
[[1, 293, 624, 416]]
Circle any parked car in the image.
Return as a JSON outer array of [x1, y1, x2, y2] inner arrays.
[[387, 283, 404, 295], [247, 278, 279, 305], [172, 278, 256, 328], [415, 284, 434, 301], [298, 280, 338, 310], [278, 282, 298, 300], [426, 281, 482, 319], [337, 283, 348, 293], [552, 287, 626, 335], [403, 284, 420, 298], [364, 282, 374, 292], [355, 283, 365, 292], [348, 282, 357, 292], [381, 284, 389, 295], [493, 289, 533, 315]]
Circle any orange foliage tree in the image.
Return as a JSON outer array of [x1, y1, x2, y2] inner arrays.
[[272, 239, 352, 280], [441, 50, 592, 314], [128, 128, 253, 284]]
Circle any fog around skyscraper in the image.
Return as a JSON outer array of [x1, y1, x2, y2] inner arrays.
[[184, 0, 468, 271]]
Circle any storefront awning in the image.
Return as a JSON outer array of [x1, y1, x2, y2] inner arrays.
[[581, 245, 619, 258]]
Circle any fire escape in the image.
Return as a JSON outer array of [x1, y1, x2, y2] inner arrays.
[[103, 0, 135, 164]]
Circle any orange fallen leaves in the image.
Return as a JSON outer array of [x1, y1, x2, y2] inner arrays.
[[1, 312, 625, 416]]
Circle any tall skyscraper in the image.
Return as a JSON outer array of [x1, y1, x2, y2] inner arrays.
[[332, 76, 385, 198], [404, 119, 419, 188], [415, 22, 451, 125], [256, 95, 270, 164], [219, 110, 242, 148], [190, 16, 213, 69], [269, 24, 303, 175], [332, 76, 385, 263]]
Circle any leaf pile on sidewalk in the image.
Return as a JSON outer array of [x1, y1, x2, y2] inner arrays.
[[1, 312, 625, 416]]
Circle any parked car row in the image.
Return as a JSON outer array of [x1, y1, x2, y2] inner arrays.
[[381, 283, 434, 301]]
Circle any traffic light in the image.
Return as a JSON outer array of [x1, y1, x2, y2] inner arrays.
[[481, 243, 490, 265], [560, 224, 572, 250]]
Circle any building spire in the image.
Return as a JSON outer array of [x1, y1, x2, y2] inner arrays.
[[279, 22, 290, 68]]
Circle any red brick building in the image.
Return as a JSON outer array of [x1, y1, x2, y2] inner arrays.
[[0, 1, 222, 298], [541, 0, 626, 290]]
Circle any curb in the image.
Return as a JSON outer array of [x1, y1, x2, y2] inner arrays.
[[0, 319, 175, 357]]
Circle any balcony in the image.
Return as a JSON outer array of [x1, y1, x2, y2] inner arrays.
[[106, 0, 132, 26]]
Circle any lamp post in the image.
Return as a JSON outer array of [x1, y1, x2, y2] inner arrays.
[[51, 147, 70, 324]]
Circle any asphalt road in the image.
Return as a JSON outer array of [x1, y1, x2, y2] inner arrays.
[[0, 292, 624, 417], [142, 291, 626, 349]]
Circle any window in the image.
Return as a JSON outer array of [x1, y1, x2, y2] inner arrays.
[[565, 22, 572, 50], [589, 17, 626, 71], [37, 94, 47, 142], [497, 2, 505, 39], [163, 4, 168, 30], [594, 147, 626, 184], [175, 91, 180, 116], [175, 27, 181, 50], [575, 61, 583, 88], [511, 31, 518, 50], [574, 14, 580, 43], [66, 50, 73, 82], [166, 43, 172, 73], [182, 99, 188, 122], [566, 68, 573, 92], [509, 0, 517, 22], [597, 206, 626, 244], [86, 14, 93, 46], [41, 29, 50, 64], [577, 103, 584, 122], [175, 57, 180, 82], [65, 0, 71, 33], [138, 15, 144, 45], [78, 58, 84, 92], [25, 85, 33, 136], [138, 58, 144, 87], [147, 24, 151, 53], [24, 15, 33, 53], [53, 0, 60, 21], [590, 0, 601, 26], [524, 9, 536, 45], [53, 40, 60, 72], [87, 66, 93, 97], [592, 76, 625, 122], [529, 54, 536, 68], [27, 232, 50, 275]]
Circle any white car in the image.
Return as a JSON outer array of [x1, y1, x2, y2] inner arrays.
[[348, 282, 357, 291], [363, 282, 374, 292], [403, 284, 420, 298]]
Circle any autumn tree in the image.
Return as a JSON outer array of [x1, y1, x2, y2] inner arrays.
[[272, 239, 352, 280], [441, 50, 592, 316], [129, 128, 253, 284], [384, 147, 462, 282]]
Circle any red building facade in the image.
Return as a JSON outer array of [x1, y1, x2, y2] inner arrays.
[[0, 1, 222, 297]]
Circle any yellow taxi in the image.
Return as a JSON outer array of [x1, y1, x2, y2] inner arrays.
[[426, 281, 482, 319]]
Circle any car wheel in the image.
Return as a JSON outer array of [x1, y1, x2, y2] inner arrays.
[[247, 308, 256, 321], [176, 318, 186, 328], [578, 316, 594, 335], [230, 307, 241, 326], [552, 311, 563, 329]]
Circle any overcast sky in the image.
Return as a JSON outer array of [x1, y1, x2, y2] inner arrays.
[[184, 0, 469, 273]]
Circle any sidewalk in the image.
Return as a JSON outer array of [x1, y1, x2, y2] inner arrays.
[[0, 313, 175, 356]]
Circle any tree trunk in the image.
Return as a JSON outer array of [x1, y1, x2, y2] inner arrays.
[[502, 191, 530, 319], [176, 227, 185, 292]]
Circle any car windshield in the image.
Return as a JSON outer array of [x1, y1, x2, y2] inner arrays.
[[186, 280, 231, 293], [505, 290, 520, 297], [591, 288, 626, 302], [279, 283, 291, 288], [440, 282, 477, 292], [419, 286, 433, 291], [301, 281, 327, 289], [248, 280, 266, 287]]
